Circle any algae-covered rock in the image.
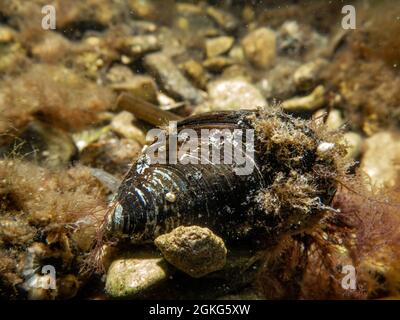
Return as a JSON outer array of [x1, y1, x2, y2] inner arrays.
[[342, 132, 363, 161], [1, 121, 78, 168], [195, 77, 266, 113], [111, 75, 158, 104], [144, 52, 203, 104], [110, 111, 146, 145], [282, 85, 326, 112], [242, 27, 276, 69], [206, 6, 238, 32], [361, 132, 400, 189], [205, 36, 234, 58], [293, 59, 328, 92], [154, 226, 227, 278], [105, 251, 170, 299]]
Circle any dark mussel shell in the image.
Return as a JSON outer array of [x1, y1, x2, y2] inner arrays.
[[106, 110, 267, 243]]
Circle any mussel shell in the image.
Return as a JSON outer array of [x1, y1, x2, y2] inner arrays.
[[108, 110, 266, 242]]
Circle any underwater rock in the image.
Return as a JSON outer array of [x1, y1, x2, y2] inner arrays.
[[0, 26, 15, 43], [79, 132, 142, 177], [206, 6, 238, 32], [282, 85, 325, 112], [174, 3, 220, 41], [128, 0, 175, 25], [242, 27, 276, 69], [105, 251, 170, 299], [256, 58, 300, 100], [228, 45, 245, 63], [74, 51, 108, 80], [110, 111, 146, 145], [206, 249, 262, 290], [106, 65, 136, 84], [361, 132, 400, 189], [205, 36, 234, 58], [117, 35, 160, 60], [196, 77, 266, 113], [180, 59, 209, 90], [221, 65, 251, 81], [324, 109, 344, 131], [342, 132, 363, 161], [154, 226, 227, 278], [31, 33, 73, 64], [1, 121, 77, 168], [72, 125, 112, 152], [203, 56, 235, 73], [144, 52, 203, 104], [293, 58, 328, 92], [277, 21, 327, 59], [111, 75, 158, 104]]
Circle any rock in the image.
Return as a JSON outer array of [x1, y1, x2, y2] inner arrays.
[[110, 111, 146, 144], [180, 59, 209, 90], [111, 75, 158, 104], [117, 35, 160, 59], [0, 42, 26, 74], [293, 59, 328, 91], [228, 45, 245, 63], [128, 0, 175, 24], [1, 121, 77, 168], [105, 251, 170, 298], [242, 5, 255, 24], [256, 58, 300, 100], [130, 20, 158, 34], [205, 36, 234, 58], [175, 3, 220, 39], [206, 6, 238, 32], [281, 85, 326, 112], [72, 125, 111, 152], [342, 132, 363, 160], [79, 131, 142, 177], [154, 226, 227, 278], [75, 51, 107, 79], [203, 56, 235, 73], [157, 92, 179, 110], [325, 109, 344, 131], [87, 167, 122, 194], [152, 248, 262, 299], [0, 26, 15, 43], [196, 77, 266, 113], [31, 33, 72, 64], [108, 63, 133, 81], [222, 65, 251, 81], [360, 132, 400, 189], [144, 52, 203, 104], [242, 27, 276, 69], [277, 21, 327, 59], [277, 21, 306, 56], [106, 65, 136, 84]]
